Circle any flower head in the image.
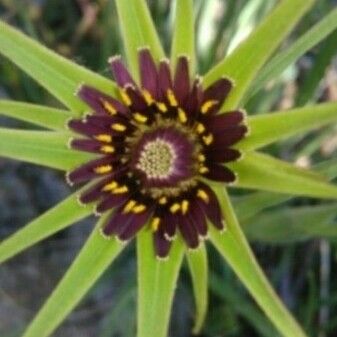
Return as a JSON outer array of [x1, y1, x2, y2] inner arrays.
[[67, 49, 248, 257]]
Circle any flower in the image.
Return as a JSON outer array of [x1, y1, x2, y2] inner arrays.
[[67, 48, 248, 258]]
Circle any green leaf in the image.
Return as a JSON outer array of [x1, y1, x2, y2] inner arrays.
[[115, 0, 165, 78], [203, 0, 315, 110], [0, 100, 70, 131], [137, 229, 184, 337], [22, 220, 125, 337], [171, 0, 196, 73], [186, 243, 208, 334], [247, 7, 337, 100], [210, 188, 308, 337], [0, 20, 117, 113], [239, 102, 337, 151], [0, 192, 92, 264], [229, 152, 337, 199], [0, 128, 92, 170]]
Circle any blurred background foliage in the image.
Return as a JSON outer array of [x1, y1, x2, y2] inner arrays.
[[0, 0, 337, 336]]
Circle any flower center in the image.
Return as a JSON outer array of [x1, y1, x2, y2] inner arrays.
[[136, 138, 176, 179]]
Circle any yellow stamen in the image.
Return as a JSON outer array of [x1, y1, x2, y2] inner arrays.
[[181, 200, 189, 214], [178, 108, 188, 124], [167, 89, 178, 106], [123, 200, 137, 213], [199, 166, 209, 174], [170, 203, 181, 214], [196, 123, 205, 134], [197, 189, 209, 203], [95, 134, 112, 143], [112, 185, 129, 194], [202, 133, 214, 145], [156, 102, 168, 113], [151, 217, 161, 232], [142, 89, 154, 105], [100, 145, 115, 154], [102, 181, 118, 191], [158, 196, 168, 205], [198, 154, 206, 162], [111, 123, 126, 132], [102, 101, 117, 115], [119, 89, 132, 106], [133, 112, 148, 123], [94, 165, 112, 174], [201, 100, 218, 114], [133, 204, 147, 213]]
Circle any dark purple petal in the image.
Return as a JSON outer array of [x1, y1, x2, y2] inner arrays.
[[162, 212, 177, 240], [79, 176, 113, 203], [154, 227, 172, 258], [212, 125, 248, 147], [207, 148, 242, 163], [71, 139, 111, 154], [173, 56, 190, 105], [68, 119, 107, 136], [124, 86, 148, 110], [158, 59, 173, 99], [204, 163, 236, 183], [109, 56, 136, 87], [184, 78, 203, 119], [96, 193, 130, 213], [203, 111, 245, 132], [139, 48, 159, 98], [178, 214, 199, 249], [103, 207, 135, 236], [188, 200, 208, 238]]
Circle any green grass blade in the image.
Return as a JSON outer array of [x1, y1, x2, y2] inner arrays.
[[0, 20, 117, 113], [209, 188, 308, 337], [229, 152, 337, 199], [0, 128, 92, 170], [247, 7, 337, 100], [0, 192, 92, 264], [115, 0, 165, 78], [137, 230, 184, 337], [22, 220, 125, 337], [186, 244, 208, 334], [171, 0, 196, 73], [239, 102, 337, 151], [203, 0, 315, 110], [0, 100, 70, 131]]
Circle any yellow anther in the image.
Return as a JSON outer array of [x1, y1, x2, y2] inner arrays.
[[95, 134, 112, 143], [202, 133, 214, 145], [178, 108, 188, 124], [133, 112, 148, 123], [181, 200, 189, 214], [156, 102, 168, 113], [100, 145, 115, 154], [102, 101, 117, 115], [142, 89, 154, 105], [158, 196, 168, 205], [198, 154, 206, 162], [102, 181, 118, 191], [112, 185, 129, 194], [94, 165, 112, 174], [170, 203, 181, 214], [123, 200, 137, 213], [151, 217, 161, 232], [199, 166, 209, 174], [196, 123, 205, 134], [111, 123, 127, 132], [201, 100, 218, 114], [167, 89, 178, 107], [133, 204, 147, 213], [197, 189, 209, 203], [119, 89, 132, 106]]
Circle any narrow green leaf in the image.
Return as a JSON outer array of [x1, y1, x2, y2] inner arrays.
[[171, 0, 196, 73], [0, 192, 92, 264], [239, 102, 337, 151], [186, 243, 208, 334], [229, 152, 337, 199], [210, 188, 308, 337], [203, 0, 315, 110], [115, 0, 165, 78], [0, 20, 117, 113], [0, 128, 92, 170], [247, 7, 337, 100], [137, 229, 184, 337], [0, 100, 70, 131], [22, 220, 125, 337]]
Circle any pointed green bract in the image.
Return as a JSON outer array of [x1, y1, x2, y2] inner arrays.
[[0, 100, 70, 131], [0, 193, 92, 264], [115, 0, 165, 79], [209, 189, 308, 337], [137, 230, 184, 337], [186, 244, 208, 334], [203, 0, 315, 110], [0, 21, 117, 113], [0, 128, 92, 170], [229, 152, 337, 199], [239, 102, 337, 150], [246, 6, 337, 100], [171, 0, 196, 73], [22, 220, 125, 337]]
